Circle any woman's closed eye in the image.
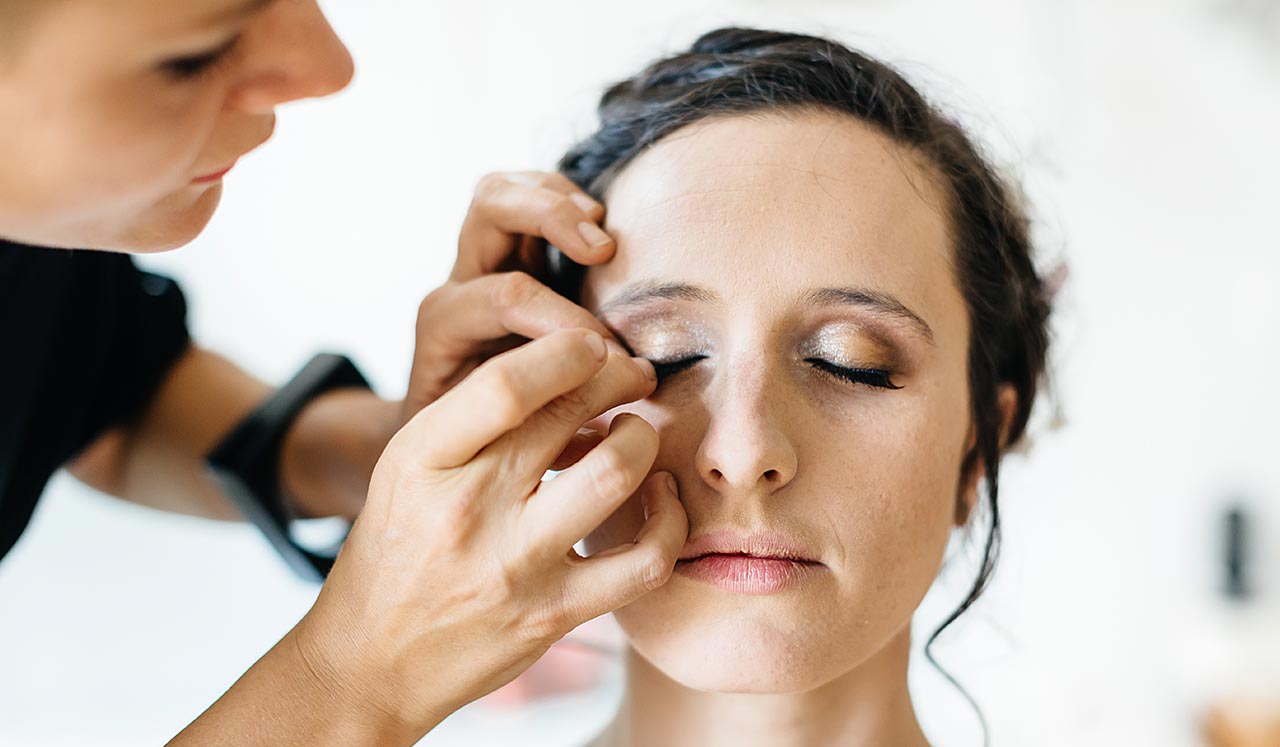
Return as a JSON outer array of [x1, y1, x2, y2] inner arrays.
[[805, 358, 902, 390], [651, 355, 708, 383], [647, 355, 901, 391]]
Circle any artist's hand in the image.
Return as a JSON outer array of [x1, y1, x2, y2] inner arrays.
[[292, 329, 687, 742], [402, 171, 619, 424]]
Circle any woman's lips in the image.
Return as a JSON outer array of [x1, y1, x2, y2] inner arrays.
[[674, 553, 823, 594]]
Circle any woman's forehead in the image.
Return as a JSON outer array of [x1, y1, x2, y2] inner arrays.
[[588, 112, 960, 319]]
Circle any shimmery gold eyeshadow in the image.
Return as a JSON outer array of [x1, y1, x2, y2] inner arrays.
[[805, 323, 905, 372], [602, 312, 712, 357]]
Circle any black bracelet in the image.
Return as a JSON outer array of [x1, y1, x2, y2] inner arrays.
[[206, 353, 371, 582]]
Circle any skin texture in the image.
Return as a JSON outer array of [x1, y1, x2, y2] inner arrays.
[[579, 111, 980, 747], [0, 0, 353, 251]]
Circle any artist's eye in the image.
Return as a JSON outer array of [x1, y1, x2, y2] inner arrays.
[[650, 356, 707, 384], [805, 358, 902, 390], [161, 36, 240, 80]]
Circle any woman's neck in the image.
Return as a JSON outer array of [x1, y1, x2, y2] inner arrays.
[[591, 626, 928, 747]]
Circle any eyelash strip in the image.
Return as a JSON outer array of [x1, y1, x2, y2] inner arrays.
[[649, 356, 902, 390], [651, 356, 707, 381], [804, 358, 902, 390], [162, 36, 241, 80]]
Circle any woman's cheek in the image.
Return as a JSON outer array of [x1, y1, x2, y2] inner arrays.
[[802, 397, 951, 545]]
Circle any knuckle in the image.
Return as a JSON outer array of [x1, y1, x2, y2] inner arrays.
[[547, 173, 579, 193], [636, 548, 672, 590], [528, 171, 557, 189], [415, 284, 448, 322], [436, 495, 479, 540], [415, 491, 480, 562], [492, 271, 539, 311], [479, 363, 525, 425], [542, 388, 590, 429], [494, 557, 523, 600], [474, 171, 509, 199], [547, 194, 579, 222], [518, 602, 565, 646], [511, 575, 571, 644], [585, 448, 634, 499]]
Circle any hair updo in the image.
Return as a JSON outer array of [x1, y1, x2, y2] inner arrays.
[[549, 27, 1052, 734]]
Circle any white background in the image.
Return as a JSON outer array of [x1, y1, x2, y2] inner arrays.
[[2, 0, 1279, 745]]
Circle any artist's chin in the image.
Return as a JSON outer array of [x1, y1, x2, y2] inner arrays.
[[111, 182, 224, 253]]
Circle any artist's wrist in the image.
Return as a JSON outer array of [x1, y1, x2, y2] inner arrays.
[[266, 624, 420, 745], [288, 604, 443, 745], [279, 389, 400, 520]]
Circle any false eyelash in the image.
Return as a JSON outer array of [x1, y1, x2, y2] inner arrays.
[[804, 358, 903, 390], [651, 356, 707, 382], [162, 36, 241, 80], [649, 355, 901, 391]]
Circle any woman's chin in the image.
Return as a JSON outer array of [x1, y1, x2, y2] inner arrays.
[[617, 603, 847, 694]]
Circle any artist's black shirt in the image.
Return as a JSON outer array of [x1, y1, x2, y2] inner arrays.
[[0, 240, 190, 564]]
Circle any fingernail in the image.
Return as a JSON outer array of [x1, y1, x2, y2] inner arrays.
[[569, 192, 602, 214], [584, 332, 607, 361], [605, 338, 628, 357], [643, 472, 671, 519], [578, 220, 614, 249], [664, 472, 678, 496], [634, 357, 656, 382]]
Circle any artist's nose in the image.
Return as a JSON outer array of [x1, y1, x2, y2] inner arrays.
[[226, 0, 356, 114]]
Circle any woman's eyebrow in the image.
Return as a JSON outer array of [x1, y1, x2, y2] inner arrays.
[[597, 280, 719, 316], [806, 287, 935, 344]]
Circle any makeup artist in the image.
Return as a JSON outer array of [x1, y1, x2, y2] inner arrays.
[[0, 1, 688, 743]]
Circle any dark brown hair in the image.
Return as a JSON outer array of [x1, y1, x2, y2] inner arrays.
[[549, 27, 1052, 739]]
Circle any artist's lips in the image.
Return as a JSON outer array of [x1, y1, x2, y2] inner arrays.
[[674, 529, 824, 594], [192, 161, 237, 184]]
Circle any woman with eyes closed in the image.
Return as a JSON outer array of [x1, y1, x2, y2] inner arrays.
[[541, 28, 1052, 747]]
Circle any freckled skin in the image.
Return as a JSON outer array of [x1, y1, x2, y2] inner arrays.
[[579, 112, 976, 746]]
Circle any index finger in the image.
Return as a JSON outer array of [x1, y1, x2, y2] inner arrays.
[[435, 272, 616, 349], [453, 173, 616, 283], [395, 329, 609, 470]]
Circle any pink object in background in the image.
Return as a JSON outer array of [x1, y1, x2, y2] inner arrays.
[[480, 616, 624, 708]]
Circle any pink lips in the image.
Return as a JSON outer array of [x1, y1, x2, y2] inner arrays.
[[675, 554, 821, 594], [673, 529, 824, 594], [192, 162, 236, 184]]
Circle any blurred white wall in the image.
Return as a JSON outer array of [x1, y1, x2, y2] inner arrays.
[[2, 0, 1278, 745]]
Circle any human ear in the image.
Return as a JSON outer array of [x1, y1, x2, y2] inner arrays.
[[954, 384, 1019, 526]]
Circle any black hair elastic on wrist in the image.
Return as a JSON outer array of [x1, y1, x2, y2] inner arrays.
[[207, 353, 370, 582]]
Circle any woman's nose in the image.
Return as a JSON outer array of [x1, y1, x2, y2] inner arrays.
[[227, 0, 356, 114], [694, 367, 798, 495]]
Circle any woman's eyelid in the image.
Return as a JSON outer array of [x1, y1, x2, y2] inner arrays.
[[160, 33, 242, 78], [803, 323, 906, 373], [606, 321, 711, 362]]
